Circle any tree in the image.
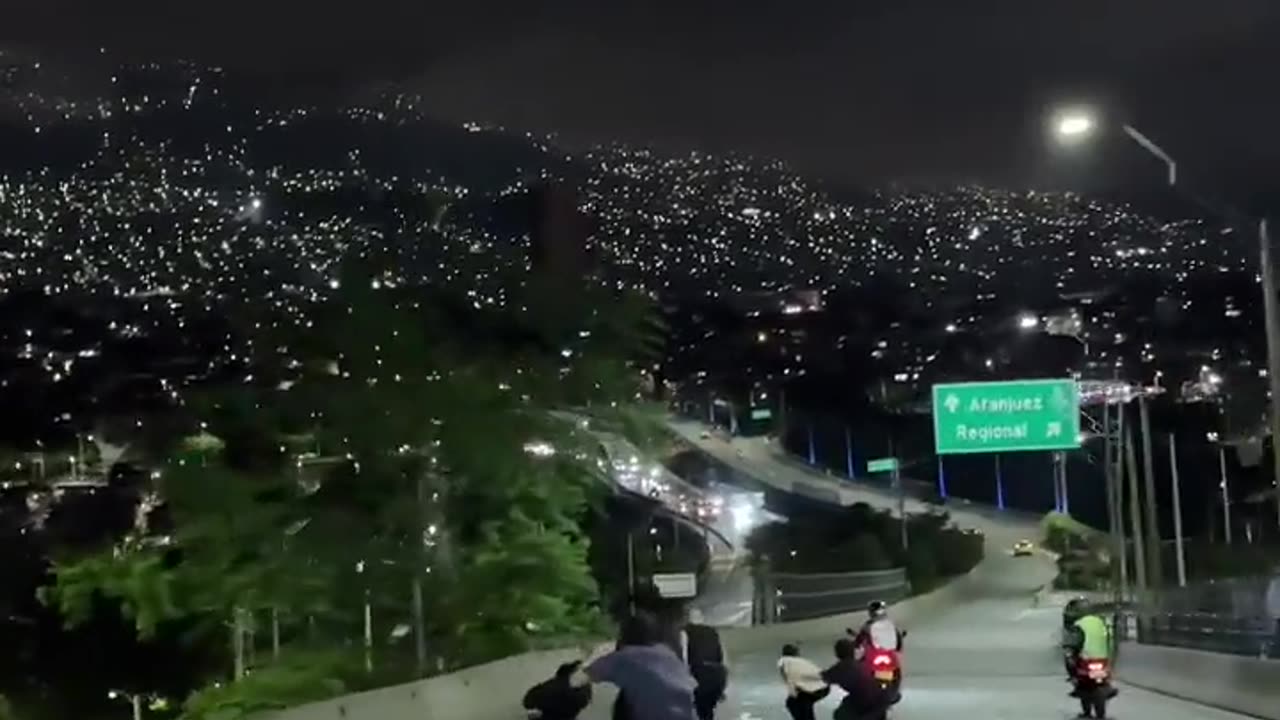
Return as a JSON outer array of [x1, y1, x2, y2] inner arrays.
[[40, 266, 662, 712]]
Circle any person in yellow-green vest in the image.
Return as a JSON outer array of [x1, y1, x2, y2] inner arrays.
[[1061, 598, 1115, 697]]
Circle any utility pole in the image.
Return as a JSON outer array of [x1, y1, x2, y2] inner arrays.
[[1113, 405, 1129, 596], [1139, 396, 1163, 587], [1218, 444, 1233, 543], [1167, 433, 1187, 587], [1125, 420, 1148, 592], [1258, 217, 1280, 529], [1101, 403, 1122, 595], [1054, 452, 1070, 514]]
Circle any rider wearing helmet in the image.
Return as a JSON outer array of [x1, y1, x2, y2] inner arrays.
[[857, 600, 902, 652], [1061, 598, 1112, 694]]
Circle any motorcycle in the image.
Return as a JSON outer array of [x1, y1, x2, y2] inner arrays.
[[1070, 657, 1116, 719], [865, 630, 907, 705]]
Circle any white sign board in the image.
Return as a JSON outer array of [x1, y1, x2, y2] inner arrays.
[[652, 572, 698, 599]]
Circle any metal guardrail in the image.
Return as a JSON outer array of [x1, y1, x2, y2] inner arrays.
[[1136, 612, 1275, 658], [1092, 578, 1279, 658], [757, 567, 910, 623]]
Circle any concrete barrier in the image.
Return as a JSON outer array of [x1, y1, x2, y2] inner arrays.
[[721, 562, 993, 657], [264, 566, 996, 720], [269, 648, 618, 720], [1117, 641, 1280, 719]]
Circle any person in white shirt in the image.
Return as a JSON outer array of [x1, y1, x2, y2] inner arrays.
[[777, 644, 829, 720], [1266, 564, 1280, 658], [861, 600, 901, 651]]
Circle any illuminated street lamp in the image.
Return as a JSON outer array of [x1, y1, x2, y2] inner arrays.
[[1051, 105, 1280, 528], [1050, 108, 1176, 186], [1053, 111, 1096, 141]]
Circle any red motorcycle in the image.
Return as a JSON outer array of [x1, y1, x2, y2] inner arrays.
[[1071, 657, 1115, 719], [849, 626, 906, 705], [866, 647, 903, 705]]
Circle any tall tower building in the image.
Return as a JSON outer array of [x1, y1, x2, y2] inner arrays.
[[528, 183, 596, 279]]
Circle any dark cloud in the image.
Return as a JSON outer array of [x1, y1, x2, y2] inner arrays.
[[5, 0, 1280, 188]]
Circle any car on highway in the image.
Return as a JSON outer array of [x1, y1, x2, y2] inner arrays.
[[1012, 539, 1035, 557]]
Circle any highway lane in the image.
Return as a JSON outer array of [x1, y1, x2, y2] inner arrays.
[[715, 553, 1252, 720], [667, 419, 1038, 549], [641, 419, 1254, 720]]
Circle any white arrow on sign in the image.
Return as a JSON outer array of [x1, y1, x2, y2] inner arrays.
[[944, 393, 960, 413]]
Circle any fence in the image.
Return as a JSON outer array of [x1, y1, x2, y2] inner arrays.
[[754, 567, 910, 624], [1109, 576, 1277, 658]]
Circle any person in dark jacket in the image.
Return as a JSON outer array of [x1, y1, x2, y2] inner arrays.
[[570, 611, 699, 720], [822, 637, 891, 720], [523, 661, 592, 720], [682, 608, 728, 720]]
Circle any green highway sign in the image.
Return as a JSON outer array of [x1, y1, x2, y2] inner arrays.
[[932, 379, 1080, 455], [867, 457, 899, 473]]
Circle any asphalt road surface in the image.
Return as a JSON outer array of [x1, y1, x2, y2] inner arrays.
[[618, 419, 1257, 720]]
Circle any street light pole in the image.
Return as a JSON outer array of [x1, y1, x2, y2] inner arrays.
[[1060, 113, 1280, 529], [1218, 443, 1233, 544], [1120, 125, 1177, 186], [1118, 124, 1280, 532], [1138, 395, 1163, 587], [1257, 217, 1280, 530], [1167, 432, 1187, 587]]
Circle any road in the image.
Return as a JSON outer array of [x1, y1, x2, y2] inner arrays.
[[641, 418, 1255, 720], [692, 483, 780, 627]]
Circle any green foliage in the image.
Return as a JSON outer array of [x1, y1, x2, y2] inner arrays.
[[1054, 550, 1112, 591], [1041, 512, 1112, 590], [41, 268, 661, 715], [746, 503, 984, 591], [1040, 512, 1103, 555], [0, 695, 18, 720], [178, 650, 356, 720]]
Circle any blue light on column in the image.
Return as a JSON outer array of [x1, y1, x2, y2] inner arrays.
[[807, 423, 817, 466], [937, 456, 948, 499], [845, 426, 855, 479], [995, 454, 1006, 510], [1061, 458, 1071, 515]]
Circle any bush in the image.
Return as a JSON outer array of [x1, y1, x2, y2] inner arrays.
[[1040, 512, 1102, 555], [178, 650, 358, 720], [745, 503, 984, 586], [905, 542, 941, 593], [1054, 551, 1110, 591]]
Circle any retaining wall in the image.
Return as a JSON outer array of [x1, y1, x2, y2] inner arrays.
[[266, 565, 990, 720], [1117, 641, 1280, 719]]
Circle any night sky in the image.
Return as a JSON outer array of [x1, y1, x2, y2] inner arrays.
[[6, 0, 1280, 194]]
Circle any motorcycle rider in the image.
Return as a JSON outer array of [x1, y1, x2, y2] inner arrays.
[[1061, 598, 1115, 698], [855, 600, 903, 652]]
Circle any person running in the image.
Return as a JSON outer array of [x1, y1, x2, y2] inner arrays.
[[778, 643, 829, 720], [570, 613, 699, 720], [681, 608, 729, 720]]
